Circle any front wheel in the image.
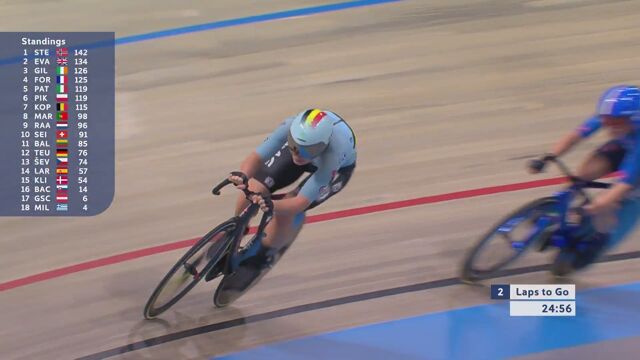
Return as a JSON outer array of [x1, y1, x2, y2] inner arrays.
[[461, 197, 560, 282], [143, 220, 236, 319]]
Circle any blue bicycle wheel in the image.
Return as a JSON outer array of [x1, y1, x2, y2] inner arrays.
[[461, 197, 560, 282]]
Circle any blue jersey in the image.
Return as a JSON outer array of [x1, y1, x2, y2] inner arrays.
[[256, 111, 357, 202], [576, 114, 640, 186]]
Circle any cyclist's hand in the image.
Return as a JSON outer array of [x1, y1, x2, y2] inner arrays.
[[527, 159, 545, 174], [527, 154, 556, 174], [228, 174, 247, 190], [249, 194, 271, 212]]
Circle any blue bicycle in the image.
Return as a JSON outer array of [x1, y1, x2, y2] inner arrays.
[[461, 158, 610, 281]]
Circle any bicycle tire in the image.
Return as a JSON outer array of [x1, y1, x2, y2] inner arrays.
[[551, 248, 577, 277], [213, 240, 294, 308], [143, 220, 236, 319], [461, 197, 560, 282]]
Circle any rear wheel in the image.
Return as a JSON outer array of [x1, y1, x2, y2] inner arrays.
[[551, 224, 603, 277], [143, 221, 236, 319], [461, 197, 560, 282], [213, 224, 301, 308]]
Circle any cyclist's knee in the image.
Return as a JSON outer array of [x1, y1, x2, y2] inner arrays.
[[576, 155, 611, 180], [272, 211, 305, 228], [273, 212, 294, 224]]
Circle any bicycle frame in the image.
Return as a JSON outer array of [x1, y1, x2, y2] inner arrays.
[[543, 186, 584, 249], [509, 158, 611, 251], [224, 203, 261, 273], [211, 171, 274, 275]]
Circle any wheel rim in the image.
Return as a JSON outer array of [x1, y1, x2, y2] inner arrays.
[[144, 222, 235, 318], [466, 200, 560, 278]]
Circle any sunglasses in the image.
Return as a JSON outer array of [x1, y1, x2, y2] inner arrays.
[[287, 132, 327, 160]]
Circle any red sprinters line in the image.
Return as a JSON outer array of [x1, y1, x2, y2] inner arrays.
[[0, 175, 613, 292]]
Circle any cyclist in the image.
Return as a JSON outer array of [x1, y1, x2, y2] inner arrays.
[[224, 109, 357, 270], [528, 85, 640, 271]]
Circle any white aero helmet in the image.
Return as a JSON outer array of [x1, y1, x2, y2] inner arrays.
[[287, 109, 334, 159]]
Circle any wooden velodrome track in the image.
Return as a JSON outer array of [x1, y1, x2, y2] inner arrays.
[[2, 0, 640, 359]]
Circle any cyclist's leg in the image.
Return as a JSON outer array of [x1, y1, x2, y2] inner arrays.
[[247, 163, 355, 263], [605, 196, 640, 250], [575, 139, 625, 236], [572, 199, 640, 270], [575, 139, 624, 181], [260, 210, 305, 250], [572, 140, 629, 268], [238, 146, 308, 260], [299, 163, 356, 210]]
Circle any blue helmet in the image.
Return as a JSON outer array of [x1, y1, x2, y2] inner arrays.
[[597, 85, 640, 117]]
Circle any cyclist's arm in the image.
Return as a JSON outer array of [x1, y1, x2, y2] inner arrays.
[[268, 162, 336, 216], [551, 116, 601, 157], [242, 117, 293, 179], [239, 151, 263, 179], [550, 131, 582, 157], [273, 196, 311, 216], [291, 150, 341, 213]]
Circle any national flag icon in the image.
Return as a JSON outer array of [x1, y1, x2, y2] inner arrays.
[[56, 84, 66, 93], [57, 158, 68, 165], [56, 93, 68, 102], [56, 184, 69, 191], [56, 138, 68, 147], [56, 191, 68, 203], [56, 167, 68, 175], [56, 66, 68, 75], [56, 130, 68, 139], [57, 103, 66, 111], [57, 112, 68, 120], [56, 149, 68, 157], [56, 120, 68, 129], [56, 204, 68, 211], [56, 47, 68, 57], [56, 57, 68, 66], [56, 75, 67, 84], [56, 175, 68, 185]]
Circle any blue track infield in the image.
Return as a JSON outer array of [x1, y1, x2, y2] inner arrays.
[[217, 281, 640, 360]]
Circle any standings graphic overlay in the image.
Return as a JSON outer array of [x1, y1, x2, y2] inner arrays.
[[0, 32, 114, 216], [491, 284, 576, 316]]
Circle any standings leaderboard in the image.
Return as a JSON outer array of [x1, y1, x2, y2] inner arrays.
[[0, 32, 114, 216]]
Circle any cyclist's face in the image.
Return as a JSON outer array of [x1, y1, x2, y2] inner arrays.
[[601, 115, 632, 137], [288, 143, 312, 165]]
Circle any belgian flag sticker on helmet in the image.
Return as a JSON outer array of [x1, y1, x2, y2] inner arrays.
[[304, 109, 327, 128]]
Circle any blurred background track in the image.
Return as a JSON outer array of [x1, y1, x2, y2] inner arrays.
[[1, 0, 640, 358]]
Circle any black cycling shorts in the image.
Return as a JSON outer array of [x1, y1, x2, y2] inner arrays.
[[594, 139, 626, 172], [254, 144, 355, 210]]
